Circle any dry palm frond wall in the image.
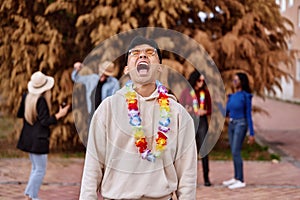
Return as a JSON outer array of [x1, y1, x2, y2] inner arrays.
[[0, 0, 294, 150]]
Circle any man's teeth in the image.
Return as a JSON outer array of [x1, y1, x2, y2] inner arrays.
[[139, 62, 148, 66]]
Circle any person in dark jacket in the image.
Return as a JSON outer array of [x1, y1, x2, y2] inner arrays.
[[17, 71, 69, 200], [180, 70, 212, 186]]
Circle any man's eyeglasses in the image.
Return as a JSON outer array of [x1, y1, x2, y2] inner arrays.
[[128, 48, 157, 57]]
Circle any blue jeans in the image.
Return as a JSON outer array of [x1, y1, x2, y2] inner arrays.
[[228, 118, 247, 182], [25, 153, 47, 198]]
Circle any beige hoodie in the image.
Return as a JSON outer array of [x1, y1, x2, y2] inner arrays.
[[80, 85, 197, 200]]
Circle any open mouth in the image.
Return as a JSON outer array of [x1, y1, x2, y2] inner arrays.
[[137, 62, 149, 75]]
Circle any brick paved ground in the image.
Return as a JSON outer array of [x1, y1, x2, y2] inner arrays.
[[1, 158, 300, 200]]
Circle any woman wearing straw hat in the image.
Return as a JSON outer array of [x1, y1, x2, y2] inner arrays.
[[16, 71, 70, 200]]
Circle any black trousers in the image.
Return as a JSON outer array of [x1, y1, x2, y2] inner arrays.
[[196, 116, 210, 182]]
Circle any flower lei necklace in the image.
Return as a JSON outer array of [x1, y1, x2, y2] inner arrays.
[[190, 89, 205, 115], [199, 91, 205, 110], [125, 80, 171, 162], [190, 89, 199, 115]]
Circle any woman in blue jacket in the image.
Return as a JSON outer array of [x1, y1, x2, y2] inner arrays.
[[222, 72, 255, 189], [17, 71, 69, 200]]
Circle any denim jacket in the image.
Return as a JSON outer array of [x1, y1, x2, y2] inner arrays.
[[71, 70, 120, 113]]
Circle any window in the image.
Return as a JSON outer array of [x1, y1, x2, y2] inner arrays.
[[297, 59, 300, 81], [287, 39, 292, 50], [281, 0, 286, 12], [289, 0, 294, 7], [276, 0, 280, 5]]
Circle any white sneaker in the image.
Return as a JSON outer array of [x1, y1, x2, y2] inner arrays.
[[228, 180, 246, 189], [222, 178, 237, 186]]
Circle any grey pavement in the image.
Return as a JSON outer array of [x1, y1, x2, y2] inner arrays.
[[1, 96, 300, 199], [253, 97, 300, 165]]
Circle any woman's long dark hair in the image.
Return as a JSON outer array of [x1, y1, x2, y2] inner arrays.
[[188, 70, 206, 89], [236, 72, 251, 93]]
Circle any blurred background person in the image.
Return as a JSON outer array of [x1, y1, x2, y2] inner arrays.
[[222, 72, 255, 189], [180, 70, 212, 187], [16, 71, 70, 200], [71, 61, 120, 117]]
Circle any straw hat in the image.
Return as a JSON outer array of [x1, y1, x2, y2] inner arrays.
[[98, 61, 116, 76], [27, 71, 54, 94]]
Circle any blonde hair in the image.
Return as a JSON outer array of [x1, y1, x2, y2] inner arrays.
[[24, 90, 52, 125]]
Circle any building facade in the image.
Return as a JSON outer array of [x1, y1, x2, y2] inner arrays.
[[274, 0, 300, 101]]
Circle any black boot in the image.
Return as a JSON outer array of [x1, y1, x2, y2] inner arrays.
[[204, 179, 211, 187], [202, 156, 211, 186], [204, 172, 211, 186]]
